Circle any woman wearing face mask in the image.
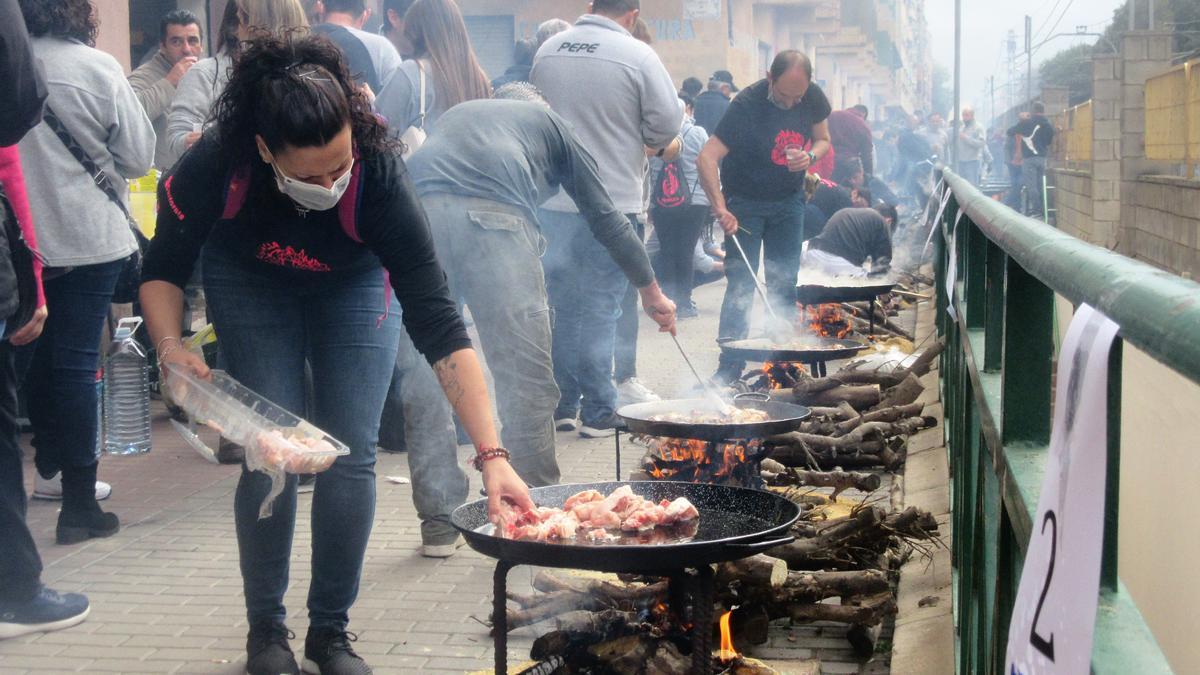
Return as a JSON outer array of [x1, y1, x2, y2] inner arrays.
[[139, 35, 534, 675]]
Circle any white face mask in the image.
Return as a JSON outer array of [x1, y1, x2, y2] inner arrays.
[[271, 158, 354, 212]]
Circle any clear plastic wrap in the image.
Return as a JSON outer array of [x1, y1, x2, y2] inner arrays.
[[163, 363, 349, 517]]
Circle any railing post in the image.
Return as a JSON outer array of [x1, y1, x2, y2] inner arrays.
[[1101, 339, 1123, 591], [984, 240, 1005, 372], [965, 218, 986, 329], [1001, 260, 1053, 445]]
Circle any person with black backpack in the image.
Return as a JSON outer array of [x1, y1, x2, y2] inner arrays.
[[649, 93, 710, 319], [139, 35, 534, 674], [0, 0, 92, 641]]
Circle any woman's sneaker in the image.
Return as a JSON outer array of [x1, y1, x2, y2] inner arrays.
[[32, 472, 111, 501], [246, 621, 299, 675], [302, 626, 371, 675], [0, 586, 90, 640]]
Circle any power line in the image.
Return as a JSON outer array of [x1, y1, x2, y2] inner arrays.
[[1031, 0, 1068, 43]]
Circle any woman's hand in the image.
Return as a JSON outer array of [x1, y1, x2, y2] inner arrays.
[[482, 460, 535, 524], [160, 346, 211, 381], [639, 283, 677, 335], [7, 305, 47, 346]]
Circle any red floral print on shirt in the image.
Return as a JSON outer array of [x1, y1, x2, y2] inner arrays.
[[256, 242, 332, 272], [771, 129, 808, 166]]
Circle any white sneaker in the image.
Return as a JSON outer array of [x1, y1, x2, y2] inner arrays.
[[32, 472, 112, 501], [420, 538, 464, 558], [554, 416, 578, 432], [616, 378, 661, 406]]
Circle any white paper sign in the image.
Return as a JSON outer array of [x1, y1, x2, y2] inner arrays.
[[944, 210, 965, 320], [923, 184, 954, 256], [683, 0, 721, 20], [1005, 304, 1120, 675]]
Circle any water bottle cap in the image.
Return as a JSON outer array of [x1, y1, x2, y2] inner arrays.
[[114, 316, 144, 340]]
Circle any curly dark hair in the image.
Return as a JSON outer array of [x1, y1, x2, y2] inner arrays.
[[18, 0, 99, 46], [212, 32, 396, 168]]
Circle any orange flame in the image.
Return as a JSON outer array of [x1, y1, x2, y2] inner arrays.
[[718, 609, 738, 661], [807, 303, 852, 339], [761, 361, 807, 390], [647, 438, 761, 481]]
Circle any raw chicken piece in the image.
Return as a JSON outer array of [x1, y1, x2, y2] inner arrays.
[[498, 486, 701, 542], [579, 509, 622, 529], [586, 528, 616, 542], [564, 490, 604, 510], [663, 497, 700, 523], [621, 502, 667, 531]]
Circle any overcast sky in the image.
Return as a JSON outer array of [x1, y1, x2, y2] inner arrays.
[[925, 0, 1126, 116]]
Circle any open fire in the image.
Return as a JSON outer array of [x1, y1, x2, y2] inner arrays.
[[641, 437, 766, 488], [718, 609, 738, 662], [806, 303, 852, 339]]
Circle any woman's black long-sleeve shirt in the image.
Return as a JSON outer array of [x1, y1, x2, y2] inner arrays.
[[142, 136, 470, 364]]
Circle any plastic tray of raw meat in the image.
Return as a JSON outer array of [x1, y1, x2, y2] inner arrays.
[[163, 363, 348, 475]]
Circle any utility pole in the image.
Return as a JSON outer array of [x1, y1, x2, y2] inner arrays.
[[1025, 15, 1033, 109], [1006, 29, 1017, 113], [952, 0, 961, 170], [989, 76, 995, 128]]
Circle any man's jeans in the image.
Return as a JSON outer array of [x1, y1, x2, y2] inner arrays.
[[393, 320, 467, 544], [0, 326, 45, 604], [1023, 155, 1046, 217], [425, 194, 562, 486], [1005, 163, 1024, 211], [958, 160, 981, 186], [20, 260, 123, 477], [203, 250, 400, 629], [540, 208, 629, 429], [717, 193, 805, 372]]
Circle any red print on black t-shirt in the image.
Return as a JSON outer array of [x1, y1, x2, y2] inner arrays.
[[771, 129, 807, 166]]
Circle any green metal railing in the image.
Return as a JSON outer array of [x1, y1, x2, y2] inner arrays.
[[934, 170, 1200, 673]]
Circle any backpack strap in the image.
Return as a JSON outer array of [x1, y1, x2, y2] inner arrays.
[[221, 160, 363, 242], [221, 166, 252, 220], [337, 158, 365, 243]]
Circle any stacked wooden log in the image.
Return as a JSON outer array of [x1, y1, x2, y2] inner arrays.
[[762, 340, 944, 471]]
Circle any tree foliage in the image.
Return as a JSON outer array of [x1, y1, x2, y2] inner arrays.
[[1039, 43, 1093, 106]]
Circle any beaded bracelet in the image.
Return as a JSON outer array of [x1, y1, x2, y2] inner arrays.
[[471, 447, 510, 471]]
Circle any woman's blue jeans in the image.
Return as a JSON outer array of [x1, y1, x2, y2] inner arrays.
[[202, 250, 401, 630], [20, 260, 123, 476]]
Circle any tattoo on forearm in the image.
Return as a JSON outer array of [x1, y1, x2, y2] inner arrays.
[[433, 357, 465, 408]]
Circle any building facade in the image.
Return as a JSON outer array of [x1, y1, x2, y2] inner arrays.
[[457, 0, 930, 120]]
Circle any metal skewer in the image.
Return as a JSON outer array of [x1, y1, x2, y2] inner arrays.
[[670, 333, 733, 414], [728, 233, 794, 339]]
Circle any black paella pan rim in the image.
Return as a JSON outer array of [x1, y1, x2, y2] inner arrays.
[[795, 281, 896, 305], [450, 481, 802, 572], [616, 397, 811, 442], [717, 336, 870, 363]]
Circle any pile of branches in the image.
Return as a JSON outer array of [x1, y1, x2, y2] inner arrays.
[[759, 340, 943, 471]]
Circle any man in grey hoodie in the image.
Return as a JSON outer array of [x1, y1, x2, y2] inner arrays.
[[127, 10, 203, 170], [531, 0, 682, 439]]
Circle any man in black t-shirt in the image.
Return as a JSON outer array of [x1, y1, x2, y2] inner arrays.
[[697, 50, 832, 381]]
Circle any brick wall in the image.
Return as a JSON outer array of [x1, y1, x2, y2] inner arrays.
[[1125, 176, 1200, 279], [1049, 168, 1094, 243]]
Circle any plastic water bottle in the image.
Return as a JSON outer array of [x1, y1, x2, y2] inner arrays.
[[103, 317, 151, 455]]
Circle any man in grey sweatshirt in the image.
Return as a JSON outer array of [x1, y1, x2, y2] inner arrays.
[[531, 0, 682, 438], [954, 107, 991, 186], [127, 9, 203, 170]]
